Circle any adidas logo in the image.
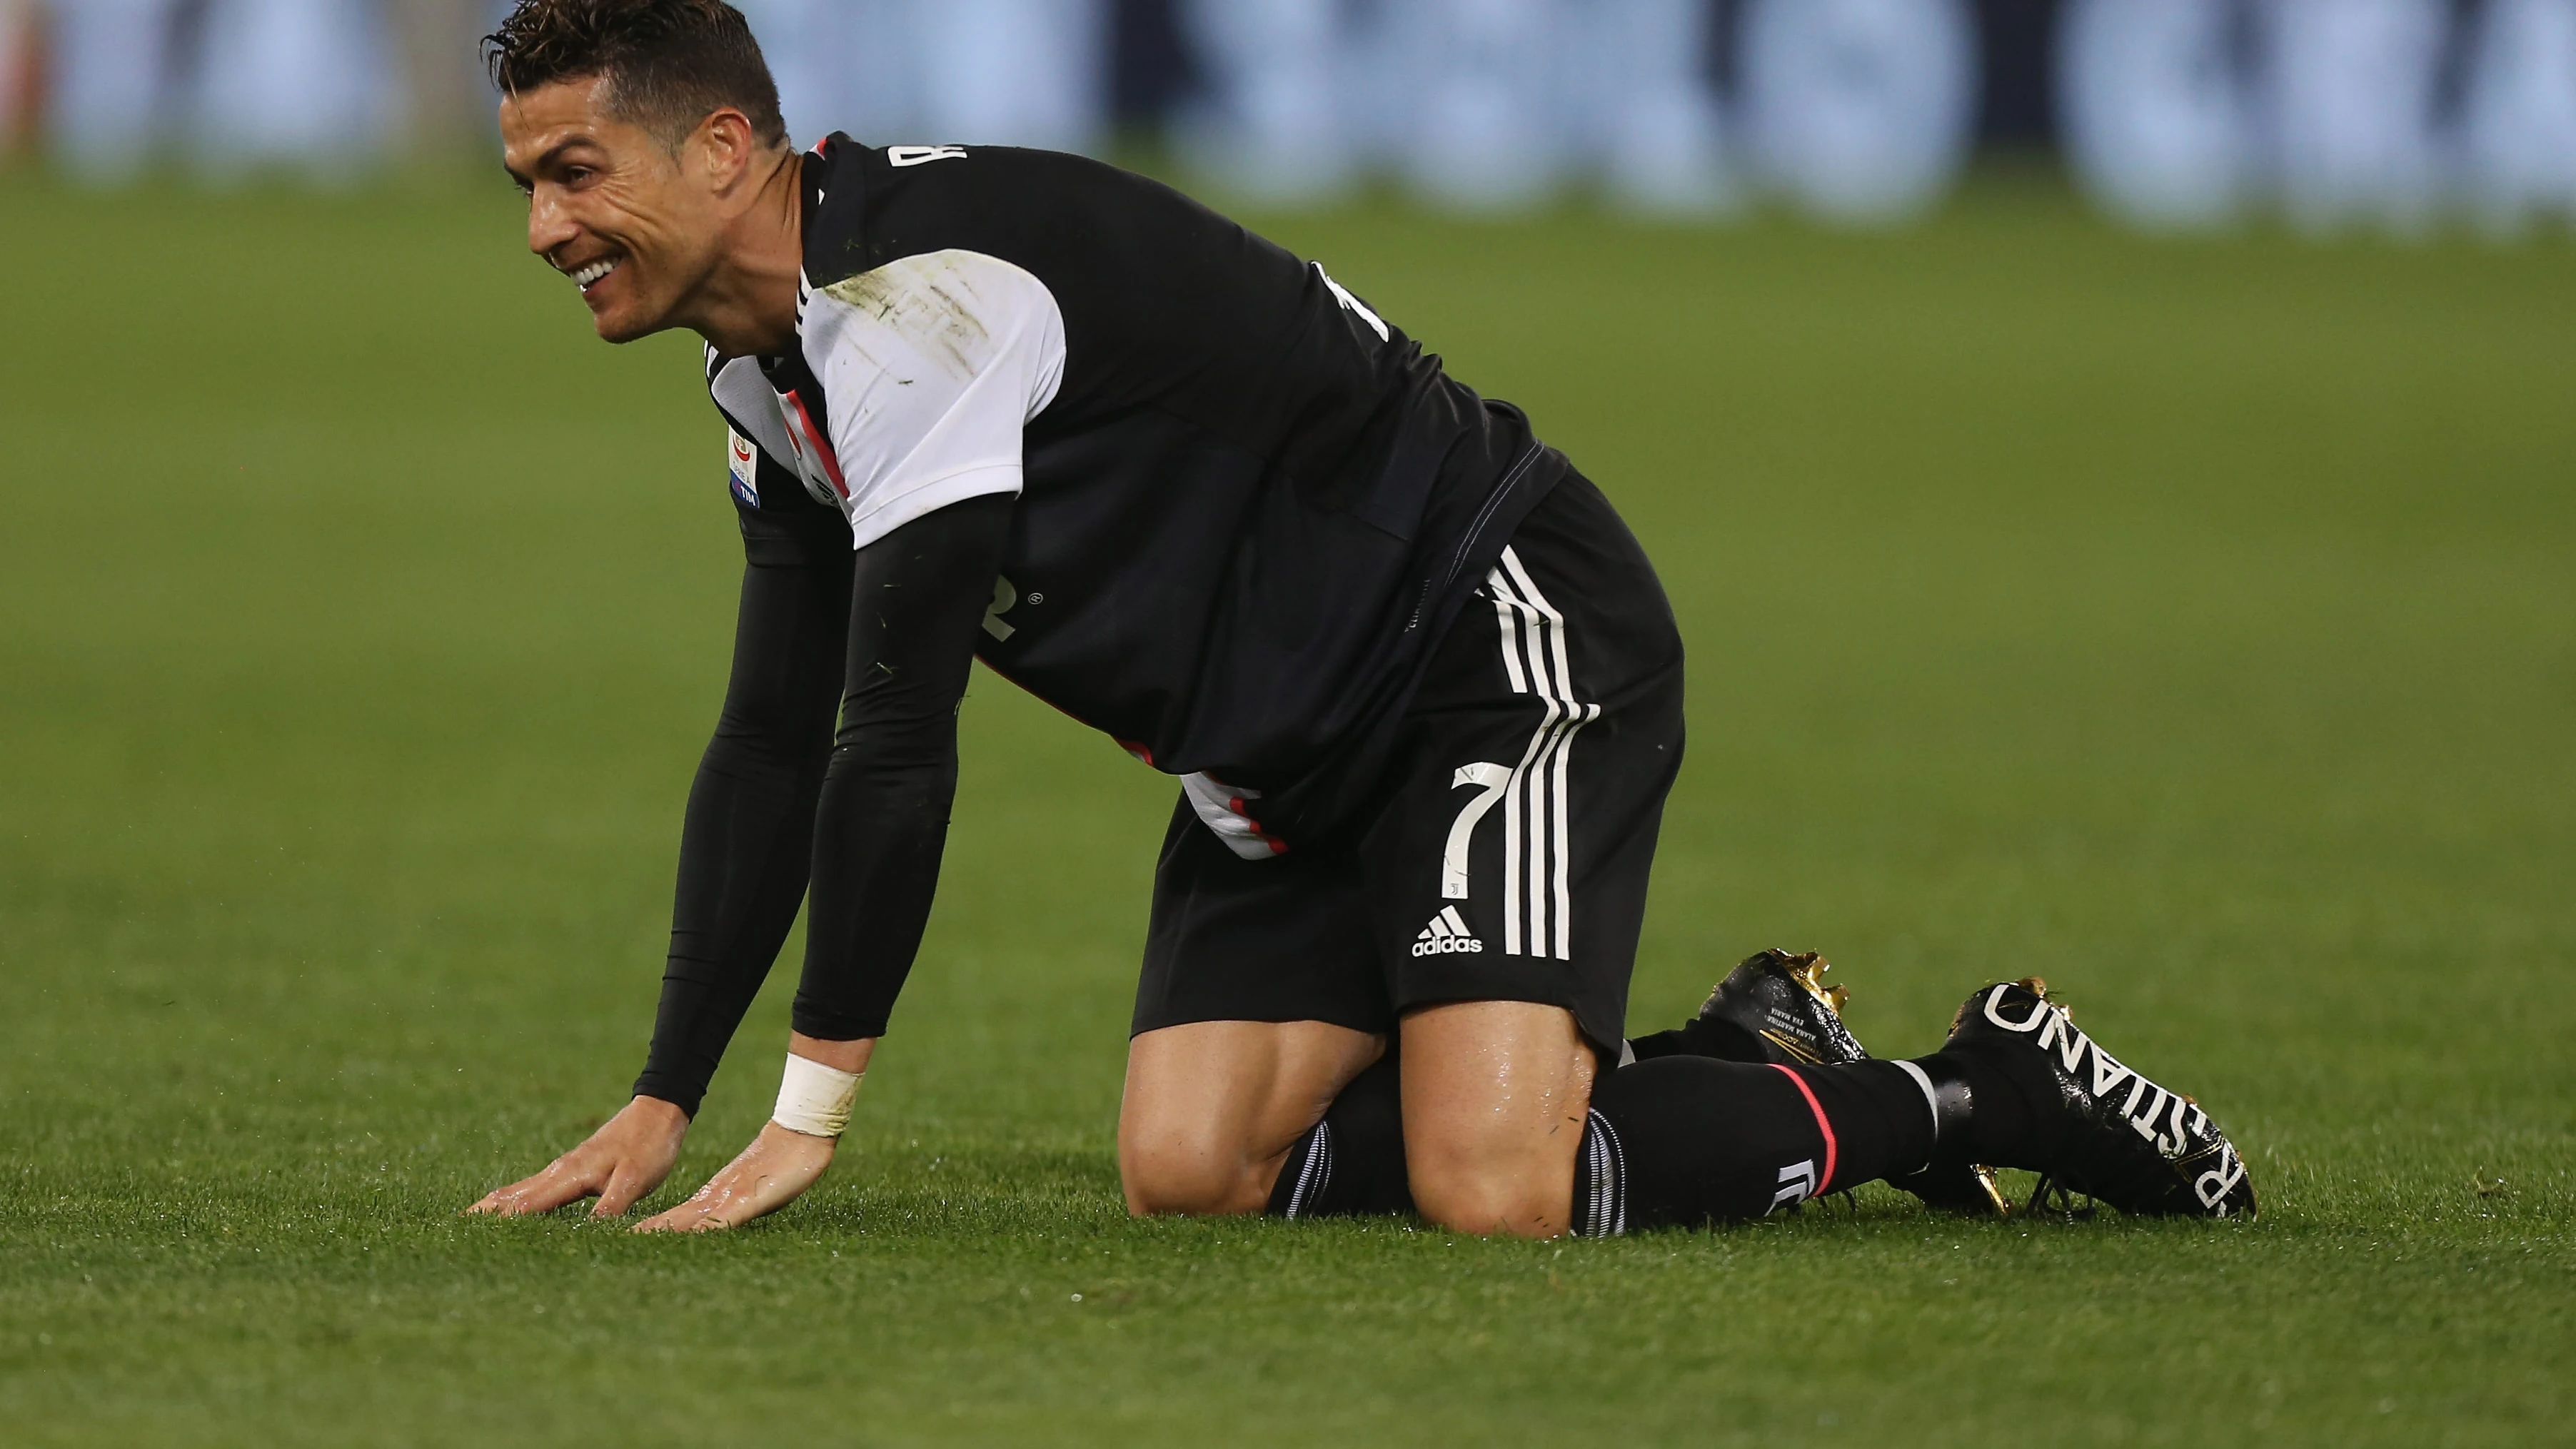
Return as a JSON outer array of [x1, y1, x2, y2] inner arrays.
[[1412, 906, 1485, 957]]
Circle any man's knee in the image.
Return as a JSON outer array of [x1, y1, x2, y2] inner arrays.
[[1408, 1147, 1573, 1238], [1118, 1123, 1272, 1217]]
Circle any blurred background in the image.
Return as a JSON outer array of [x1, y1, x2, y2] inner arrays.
[[1, 0, 2571, 233]]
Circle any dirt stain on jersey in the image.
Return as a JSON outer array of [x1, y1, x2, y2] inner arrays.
[[822, 253, 993, 380]]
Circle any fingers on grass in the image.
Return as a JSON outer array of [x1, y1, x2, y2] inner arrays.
[[468, 1166, 603, 1218], [593, 1165, 650, 1218], [631, 1204, 725, 1234]]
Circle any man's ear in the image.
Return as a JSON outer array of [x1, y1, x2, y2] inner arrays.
[[694, 107, 761, 193]]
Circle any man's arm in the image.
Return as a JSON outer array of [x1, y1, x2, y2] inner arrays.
[[634, 492, 1016, 1232], [790, 490, 1017, 1043], [468, 503, 851, 1218]]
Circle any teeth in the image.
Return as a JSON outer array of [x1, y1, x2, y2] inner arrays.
[[572, 258, 620, 289]]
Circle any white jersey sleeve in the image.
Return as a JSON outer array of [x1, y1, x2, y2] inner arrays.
[[799, 249, 1067, 550]]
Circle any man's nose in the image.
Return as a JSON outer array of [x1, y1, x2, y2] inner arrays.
[[527, 188, 578, 258]]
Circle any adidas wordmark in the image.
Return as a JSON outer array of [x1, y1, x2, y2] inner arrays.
[[1413, 906, 1484, 956]]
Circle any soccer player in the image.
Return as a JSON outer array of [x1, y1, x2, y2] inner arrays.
[[467, 0, 2255, 1238]]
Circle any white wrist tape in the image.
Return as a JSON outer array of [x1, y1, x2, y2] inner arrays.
[[772, 1054, 863, 1138]]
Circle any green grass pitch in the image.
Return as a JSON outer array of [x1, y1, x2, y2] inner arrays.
[[1, 170, 2570, 1446]]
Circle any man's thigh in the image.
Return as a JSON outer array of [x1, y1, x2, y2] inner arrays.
[[1400, 1000, 1595, 1236], [1122, 801, 1390, 1215], [1120, 1019, 1382, 1215]]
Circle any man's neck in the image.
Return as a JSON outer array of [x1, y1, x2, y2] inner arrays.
[[687, 148, 806, 359]]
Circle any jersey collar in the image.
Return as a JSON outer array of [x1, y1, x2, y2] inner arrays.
[[798, 133, 874, 292]]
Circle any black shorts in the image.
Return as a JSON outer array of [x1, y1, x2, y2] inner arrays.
[[1130, 471, 1685, 1056]]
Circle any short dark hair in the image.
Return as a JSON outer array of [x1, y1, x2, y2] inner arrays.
[[484, 0, 788, 150]]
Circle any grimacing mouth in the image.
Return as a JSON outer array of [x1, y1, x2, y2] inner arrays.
[[558, 251, 625, 293]]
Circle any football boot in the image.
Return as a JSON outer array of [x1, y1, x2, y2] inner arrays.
[[1940, 978, 2256, 1220], [1626, 949, 1865, 1066], [1704, 947, 1867, 1065]]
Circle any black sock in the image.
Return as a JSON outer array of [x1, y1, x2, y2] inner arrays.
[[1264, 1055, 1415, 1218], [1578, 1056, 1941, 1231]]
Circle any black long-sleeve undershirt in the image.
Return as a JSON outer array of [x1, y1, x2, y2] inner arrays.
[[632, 495, 1015, 1116]]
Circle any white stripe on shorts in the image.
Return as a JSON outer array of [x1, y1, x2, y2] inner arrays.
[[1484, 546, 1601, 960]]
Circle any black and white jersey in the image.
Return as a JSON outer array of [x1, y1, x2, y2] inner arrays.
[[707, 136, 1565, 849]]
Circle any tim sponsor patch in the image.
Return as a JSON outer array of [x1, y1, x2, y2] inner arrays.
[[726, 427, 760, 507]]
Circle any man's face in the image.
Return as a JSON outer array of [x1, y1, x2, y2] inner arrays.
[[499, 77, 725, 343]]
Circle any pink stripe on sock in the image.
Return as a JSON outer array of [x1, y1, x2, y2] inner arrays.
[[1770, 1064, 1838, 1193]]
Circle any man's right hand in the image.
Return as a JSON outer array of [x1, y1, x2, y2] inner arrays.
[[466, 1095, 690, 1218]]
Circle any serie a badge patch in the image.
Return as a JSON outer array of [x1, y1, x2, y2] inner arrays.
[[726, 427, 760, 508]]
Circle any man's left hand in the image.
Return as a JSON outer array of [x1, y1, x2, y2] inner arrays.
[[633, 1121, 837, 1233]]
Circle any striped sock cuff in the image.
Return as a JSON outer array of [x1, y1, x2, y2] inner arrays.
[[1274, 1121, 1334, 1219], [1574, 1108, 1627, 1238]]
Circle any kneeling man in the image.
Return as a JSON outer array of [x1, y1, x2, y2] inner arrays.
[[468, 0, 2254, 1237]]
